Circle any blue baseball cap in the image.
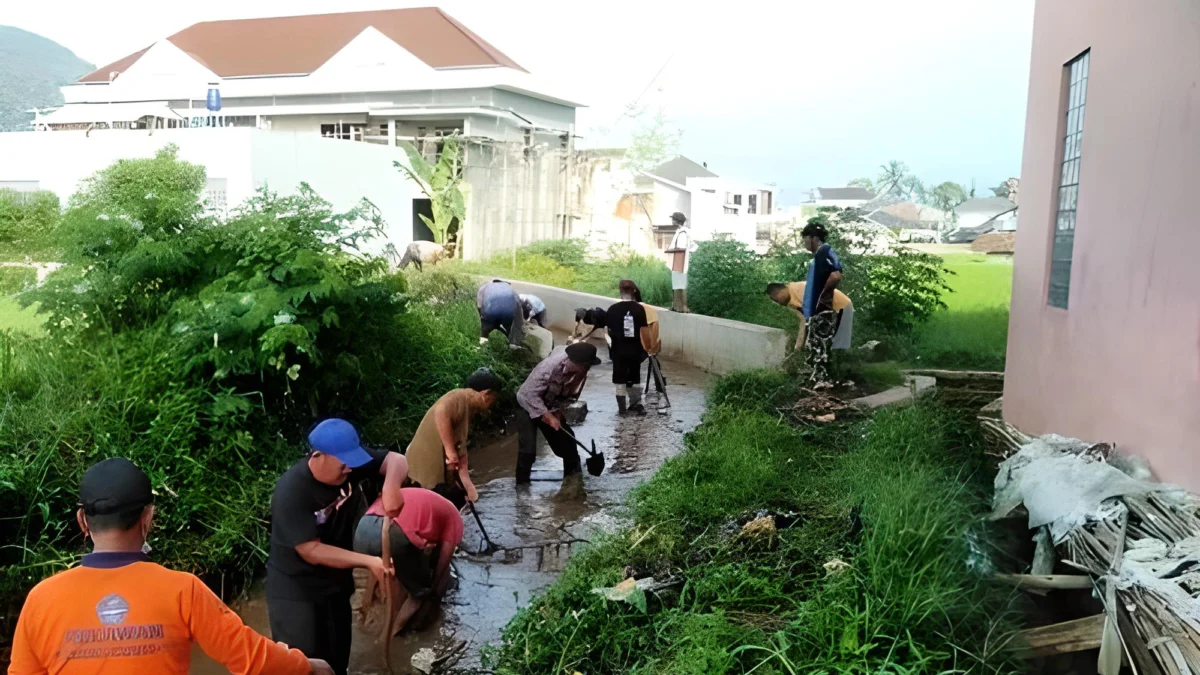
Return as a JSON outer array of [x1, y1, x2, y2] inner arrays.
[[307, 418, 373, 469]]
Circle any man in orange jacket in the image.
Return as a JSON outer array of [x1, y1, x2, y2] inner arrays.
[[8, 457, 333, 675]]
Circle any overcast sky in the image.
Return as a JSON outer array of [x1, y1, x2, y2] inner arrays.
[[5, 0, 1035, 199]]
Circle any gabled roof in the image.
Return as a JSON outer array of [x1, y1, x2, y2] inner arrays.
[[648, 156, 718, 185], [815, 187, 874, 200], [79, 7, 524, 83], [955, 197, 1017, 216], [947, 205, 1018, 243]]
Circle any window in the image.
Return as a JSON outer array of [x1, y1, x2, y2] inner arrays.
[[320, 123, 366, 141], [733, 194, 742, 205], [1049, 50, 1089, 309], [748, 194, 757, 215]]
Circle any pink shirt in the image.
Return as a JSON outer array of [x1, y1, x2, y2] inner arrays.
[[366, 488, 464, 550]]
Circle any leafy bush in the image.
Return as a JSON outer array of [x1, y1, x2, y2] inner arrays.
[[687, 239, 770, 319], [0, 267, 35, 295], [0, 189, 60, 260], [766, 209, 950, 336], [523, 238, 588, 269], [574, 245, 673, 306], [1, 151, 531, 643]]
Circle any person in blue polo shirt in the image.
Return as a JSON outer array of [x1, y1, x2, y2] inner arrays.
[[798, 219, 843, 388], [476, 279, 524, 347]]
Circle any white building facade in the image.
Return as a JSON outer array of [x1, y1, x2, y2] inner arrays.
[[3, 8, 584, 260]]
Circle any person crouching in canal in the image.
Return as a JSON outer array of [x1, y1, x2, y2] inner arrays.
[[266, 418, 408, 675], [514, 342, 602, 484], [8, 457, 335, 675], [403, 368, 504, 508], [352, 488, 464, 637]]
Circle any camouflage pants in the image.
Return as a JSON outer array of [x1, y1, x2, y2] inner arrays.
[[805, 311, 837, 387]]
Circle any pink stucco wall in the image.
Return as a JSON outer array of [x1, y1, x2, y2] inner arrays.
[[1005, 0, 1200, 489]]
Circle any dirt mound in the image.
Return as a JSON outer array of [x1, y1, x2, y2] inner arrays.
[[970, 232, 1015, 254]]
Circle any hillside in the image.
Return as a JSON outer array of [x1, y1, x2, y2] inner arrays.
[[0, 26, 94, 132]]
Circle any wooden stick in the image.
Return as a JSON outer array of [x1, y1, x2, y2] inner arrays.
[[1019, 615, 1106, 657], [994, 574, 1093, 591]]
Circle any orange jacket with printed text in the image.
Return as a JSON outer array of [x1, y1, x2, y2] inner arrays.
[[8, 552, 310, 675]]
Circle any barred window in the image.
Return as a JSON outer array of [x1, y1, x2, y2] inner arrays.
[[1049, 50, 1089, 309]]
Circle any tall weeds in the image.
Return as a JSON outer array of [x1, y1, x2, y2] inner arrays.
[[490, 373, 1019, 674]]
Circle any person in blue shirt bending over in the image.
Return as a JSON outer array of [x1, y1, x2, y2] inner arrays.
[[476, 279, 524, 347]]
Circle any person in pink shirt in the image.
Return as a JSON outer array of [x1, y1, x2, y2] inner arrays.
[[351, 488, 463, 635]]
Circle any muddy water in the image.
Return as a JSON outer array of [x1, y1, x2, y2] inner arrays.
[[191, 344, 710, 674]]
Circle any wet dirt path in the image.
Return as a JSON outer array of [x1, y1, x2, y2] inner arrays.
[[191, 341, 710, 674]]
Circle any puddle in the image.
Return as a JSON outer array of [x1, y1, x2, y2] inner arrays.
[[191, 337, 710, 674]]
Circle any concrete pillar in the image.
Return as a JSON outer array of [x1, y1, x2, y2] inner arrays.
[[387, 119, 397, 147]]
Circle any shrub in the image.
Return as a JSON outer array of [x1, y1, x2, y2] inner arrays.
[[523, 238, 588, 269], [1, 151, 532, 644], [687, 239, 770, 319], [766, 209, 950, 336], [574, 245, 673, 306], [0, 190, 60, 260], [0, 267, 35, 295]]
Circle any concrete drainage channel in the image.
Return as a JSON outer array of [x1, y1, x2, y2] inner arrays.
[[190, 346, 712, 675]]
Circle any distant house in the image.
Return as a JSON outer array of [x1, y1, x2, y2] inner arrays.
[[809, 186, 876, 209], [627, 156, 778, 252], [1004, 0, 1200, 490], [954, 197, 1018, 230], [947, 199, 1018, 244]]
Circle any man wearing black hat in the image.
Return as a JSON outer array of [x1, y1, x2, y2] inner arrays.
[[514, 342, 601, 483], [9, 457, 333, 675], [266, 418, 409, 675]]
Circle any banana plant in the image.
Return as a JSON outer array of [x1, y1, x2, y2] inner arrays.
[[394, 133, 466, 245]]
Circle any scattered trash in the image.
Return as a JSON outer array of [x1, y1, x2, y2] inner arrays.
[[411, 648, 436, 674], [739, 515, 777, 544], [823, 559, 850, 576], [814, 413, 836, 423]]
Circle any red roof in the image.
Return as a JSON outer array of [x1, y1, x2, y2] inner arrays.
[[78, 7, 525, 83]]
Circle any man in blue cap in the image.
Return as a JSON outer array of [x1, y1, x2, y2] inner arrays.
[[266, 418, 408, 675]]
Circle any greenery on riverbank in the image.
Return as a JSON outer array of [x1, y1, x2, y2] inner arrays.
[[445, 223, 1012, 372], [490, 373, 1018, 674], [0, 148, 531, 647]]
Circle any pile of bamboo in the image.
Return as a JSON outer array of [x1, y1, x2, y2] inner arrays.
[[1064, 492, 1200, 674]]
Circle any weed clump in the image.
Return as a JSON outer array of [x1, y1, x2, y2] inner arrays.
[[490, 383, 1019, 674]]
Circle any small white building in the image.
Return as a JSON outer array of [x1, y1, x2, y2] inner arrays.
[[807, 186, 876, 210], [614, 156, 780, 254], [2, 8, 585, 260]]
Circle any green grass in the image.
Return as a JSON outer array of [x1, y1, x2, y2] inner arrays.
[[907, 254, 1012, 371], [490, 373, 1020, 674], [0, 297, 45, 336]]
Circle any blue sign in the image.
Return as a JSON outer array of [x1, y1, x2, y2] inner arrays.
[[206, 85, 221, 112]]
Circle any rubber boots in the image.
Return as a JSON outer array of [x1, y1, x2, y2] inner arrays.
[[616, 395, 628, 415]]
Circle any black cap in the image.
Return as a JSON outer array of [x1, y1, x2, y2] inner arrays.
[[465, 367, 504, 392], [79, 458, 153, 516], [565, 342, 602, 367]]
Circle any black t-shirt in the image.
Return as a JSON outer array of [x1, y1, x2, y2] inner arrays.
[[605, 301, 648, 357], [265, 447, 388, 600]]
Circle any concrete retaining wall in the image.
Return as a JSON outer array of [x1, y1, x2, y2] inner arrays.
[[505, 280, 787, 375]]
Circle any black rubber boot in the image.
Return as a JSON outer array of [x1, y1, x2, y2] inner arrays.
[[515, 452, 535, 484], [616, 395, 628, 415]]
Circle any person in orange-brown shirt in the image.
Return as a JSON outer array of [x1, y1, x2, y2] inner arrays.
[[7, 457, 333, 675]]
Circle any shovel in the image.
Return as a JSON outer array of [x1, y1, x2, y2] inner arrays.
[[644, 356, 671, 408], [562, 428, 605, 476]]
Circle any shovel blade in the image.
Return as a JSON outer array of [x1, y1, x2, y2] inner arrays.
[[586, 453, 605, 476]]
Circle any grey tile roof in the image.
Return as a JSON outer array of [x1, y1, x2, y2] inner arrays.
[[648, 156, 718, 185], [816, 187, 875, 200]]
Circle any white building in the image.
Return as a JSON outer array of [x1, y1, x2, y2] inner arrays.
[[1, 8, 585, 259], [612, 156, 780, 254], [806, 186, 876, 210]]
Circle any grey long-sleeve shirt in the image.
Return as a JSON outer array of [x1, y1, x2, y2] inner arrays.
[[516, 348, 586, 419]]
